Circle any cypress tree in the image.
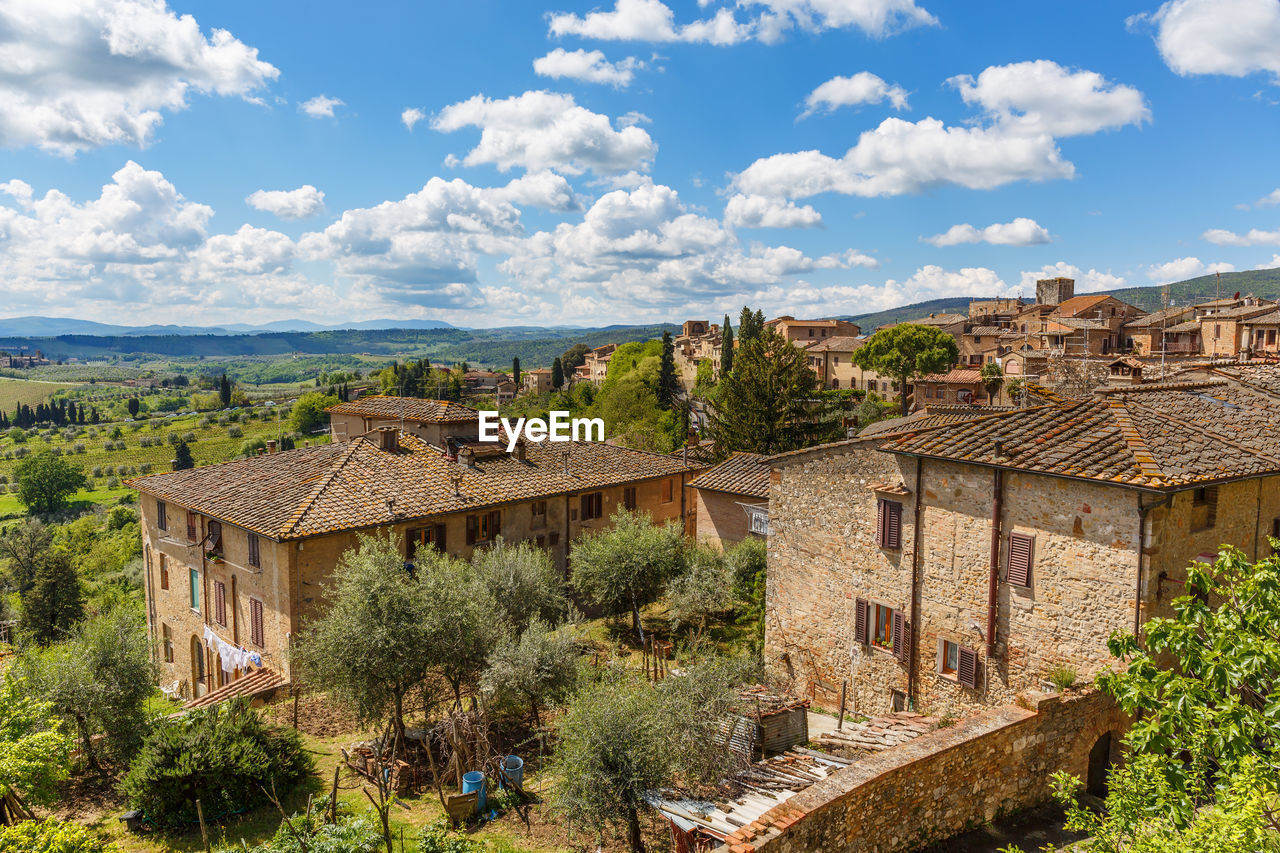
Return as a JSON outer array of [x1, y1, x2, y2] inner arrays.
[[657, 331, 678, 409], [720, 314, 734, 377], [551, 358, 564, 390], [512, 356, 521, 386], [173, 440, 195, 471]]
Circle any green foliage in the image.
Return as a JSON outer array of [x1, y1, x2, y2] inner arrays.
[[17, 608, 155, 768], [120, 698, 312, 827], [694, 358, 716, 391], [569, 509, 687, 641], [721, 314, 734, 377], [979, 361, 1004, 400], [550, 357, 564, 390], [708, 327, 841, 455], [725, 537, 767, 648], [851, 323, 959, 414], [666, 546, 732, 638], [656, 331, 677, 409], [288, 392, 339, 435], [737, 306, 764, 345], [0, 817, 107, 853], [560, 343, 591, 372], [216, 800, 383, 853], [172, 440, 194, 470], [1046, 664, 1077, 692], [481, 618, 579, 727], [19, 550, 83, 645], [0, 675, 72, 810], [14, 450, 86, 514], [470, 538, 566, 634]]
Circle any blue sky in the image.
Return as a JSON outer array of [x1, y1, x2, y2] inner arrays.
[[0, 0, 1277, 327]]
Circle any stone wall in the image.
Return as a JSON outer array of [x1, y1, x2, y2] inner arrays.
[[729, 690, 1128, 853]]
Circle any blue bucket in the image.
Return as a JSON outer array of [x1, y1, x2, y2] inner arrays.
[[462, 771, 486, 814], [499, 755, 524, 790]]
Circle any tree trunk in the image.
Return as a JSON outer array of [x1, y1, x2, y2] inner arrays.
[[530, 697, 541, 730], [627, 803, 646, 853], [899, 377, 909, 415], [77, 714, 101, 773], [392, 689, 407, 747], [632, 596, 645, 644]]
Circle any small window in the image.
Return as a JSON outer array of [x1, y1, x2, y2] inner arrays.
[[581, 492, 604, 520], [876, 499, 902, 550], [156, 500, 167, 531], [662, 479, 673, 503], [206, 521, 222, 555], [162, 624, 174, 663], [189, 568, 200, 612], [1191, 486, 1218, 532], [159, 553, 169, 590], [408, 524, 447, 557], [549, 531, 560, 546], [940, 640, 960, 676], [248, 533, 260, 568], [623, 487, 637, 511], [872, 603, 894, 649], [214, 581, 226, 627], [186, 511, 197, 542], [249, 597, 264, 647]]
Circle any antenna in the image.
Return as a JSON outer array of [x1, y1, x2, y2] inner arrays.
[[1161, 281, 1169, 381]]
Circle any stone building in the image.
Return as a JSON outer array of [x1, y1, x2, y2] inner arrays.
[[582, 344, 616, 386], [326, 396, 481, 446], [687, 452, 770, 550], [765, 369, 1280, 718], [672, 320, 722, 390], [132, 430, 695, 700], [523, 367, 555, 394], [765, 316, 861, 346], [912, 368, 988, 408]]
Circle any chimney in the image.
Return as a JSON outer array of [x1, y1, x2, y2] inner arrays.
[[377, 428, 399, 453], [562, 449, 571, 476], [993, 439, 1005, 459], [266, 439, 277, 454], [513, 440, 526, 462], [459, 446, 475, 469]]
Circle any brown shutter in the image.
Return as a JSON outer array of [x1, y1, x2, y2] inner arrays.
[[875, 500, 886, 547], [466, 515, 477, 546], [1205, 486, 1219, 528], [250, 598, 264, 647], [886, 502, 902, 550], [891, 610, 905, 662], [1007, 533, 1034, 587], [186, 512, 197, 541], [594, 493, 603, 518], [580, 495, 590, 519], [854, 598, 870, 645], [215, 581, 226, 627], [435, 523, 447, 552], [490, 510, 501, 535], [958, 647, 979, 689]]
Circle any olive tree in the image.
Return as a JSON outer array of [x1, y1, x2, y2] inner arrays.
[[0, 675, 71, 824], [470, 538, 566, 634], [666, 547, 732, 639], [481, 618, 578, 727], [13, 451, 85, 514]]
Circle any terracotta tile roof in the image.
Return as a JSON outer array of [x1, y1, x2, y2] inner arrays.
[[804, 335, 864, 353], [1212, 364, 1280, 399], [1200, 302, 1278, 319], [919, 368, 983, 384], [1055, 294, 1117, 316], [883, 380, 1280, 488], [909, 314, 967, 326], [967, 326, 1006, 336], [1243, 309, 1280, 325], [184, 667, 285, 710], [326, 396, 480, 424], [1125, 305, 1196, 329], [1164, 320, 1202, 333], [687, 453, 770, 499], [858, 407, 1001, 437], [131, 432, 693, 539]]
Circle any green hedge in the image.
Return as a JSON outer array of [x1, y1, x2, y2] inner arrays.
[[0, 817, 108, 853]]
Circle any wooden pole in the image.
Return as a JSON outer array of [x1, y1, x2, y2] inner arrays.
[[837, 681, 847, 730], [196, 799, 211, 853], [327, 764, 340, 824]]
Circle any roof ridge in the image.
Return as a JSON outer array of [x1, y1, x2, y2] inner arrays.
[[280, 436, 369, 537]]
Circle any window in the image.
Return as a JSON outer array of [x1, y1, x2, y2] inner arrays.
[[156, 500, 167, 531], [248, 533, 260, 568], [872, 603, 893, 649], [189, 568, 200, 612], [162, 624, 174, 663], [1007, 533, 1034, 588], [580, 492, 603, 520], [957, 647, 980, 689], [186, 511, 197, 542], [465, 511, 501, 545], [249, 597, 264, 647], [549, 531, 560, 546], [875, 499, 902, 549], [206, 521, 222, 555], [854, 598, 909, 661], [939, 640, 960, 676], [662, 479, 674, 503], [408, 524, 447, 557], [531, 500, 547, 529], [623, 487, 637, 511], [159, 553, 169, 590], [1191, 486, 1218, 532], [214, 581, 226, 627]]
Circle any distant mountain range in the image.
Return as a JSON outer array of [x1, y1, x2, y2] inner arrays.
[[0, 316, 455, 338], [842, 267, 1280, 330]]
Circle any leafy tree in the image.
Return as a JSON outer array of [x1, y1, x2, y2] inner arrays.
[[481, 619, 579, 727], [0, 817, 106, 851], [1005, 547, 1280, 853], [173, 439, 195, 470], [851, 323, 959, 414], [656, 331, 678, 409], [14, 451, 86, 514], [708, 326, 840, 455], [17, 608, 154, 770], [666, 547, 732, 639], [19, 551, 83, 646], [726, 536, 768, 647], [219, 373, 232, 407], [416, 551, 503, 707], [121, 699, 311, 827], [470, 538, 566, 634], [126, 397, 140, 418], [289, 391, 339, 435], [551, 357, 564, 390], [737, 306, 765, 345], [0, 520, 53, 596], [569, 509, 687, 642], [293, 534, 435, 743], [694, 359, 716, 392], [980, 361, 1004, 404], [0, 675, 71, 824], [512, 356, 521, 386], [561, 343, 591, 372]]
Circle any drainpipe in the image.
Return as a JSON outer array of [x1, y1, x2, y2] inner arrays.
[[1134, 492, 1174, 645], [986, 459, 1004, 656], [907, 456, 924, 707]]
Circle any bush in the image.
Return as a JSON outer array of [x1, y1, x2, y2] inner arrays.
[[121, 699, 312, 827], [227, 426, 243, 438], [214, 798, 382, 853], [0, 817, 106, 853], [1047, 664, 1077, 692]]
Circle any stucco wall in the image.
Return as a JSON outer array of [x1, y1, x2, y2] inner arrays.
[[692, 488, 757, 550]]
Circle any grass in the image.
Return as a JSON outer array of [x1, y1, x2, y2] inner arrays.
[[0, 376, 76, 413]]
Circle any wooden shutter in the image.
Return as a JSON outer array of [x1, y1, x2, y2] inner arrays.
[[250, 598, 264, 647], [958, 647, 979, 689], [248, 533, 260, 567], [892, 611, 911, 663], [157, 501, 167, 531], [875, 500, 885, 546], [1205, 486, 1219, 528], [207, 521, 222, 551], [215, 581, 226, 627], [466, 515, 477, 546], [434, 523, 447, 552], [854, 598, 870, 645], [1007, 533, 1034, 587], [490, 510, 502, 535], [580, 495, 591, 519], [594, 493, 603, 518], [885, 502, 902, 550], [186, 511, 197, 541]]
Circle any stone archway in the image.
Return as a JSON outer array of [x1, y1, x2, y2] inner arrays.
[[1086, 731, 1113, 796]]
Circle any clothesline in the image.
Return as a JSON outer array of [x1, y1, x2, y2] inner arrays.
[[202, 625, 263, 675]]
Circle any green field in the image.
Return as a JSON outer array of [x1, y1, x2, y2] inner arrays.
[[0, 376, 75, 413], [0, 406, 327, 518]]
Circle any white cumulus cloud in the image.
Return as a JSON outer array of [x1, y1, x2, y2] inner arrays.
[[923, 217, 1050, 247], [432, 90, 656, 176], [1132, 0, 1280, 81], [724, 194, 823, 228], [0, 0, 278, 155], [801, 72, 909, 117], [300, 95, 344, 118], [245, 186, 326, 220], [1018, 262, 1126, 294], [534, 49, 645, 87], [1147, 257, 1236, 284], [401, 108, 427, 131], [1203, 226, 1280, 246]]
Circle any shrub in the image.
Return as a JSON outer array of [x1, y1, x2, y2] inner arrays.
[[227, 426, 243, 438], [1047, 664, 1078, 692], [73, 443, 85, 454], [0, 817, 106, 853], [106, 476, 119, 489], [182, 431, 196, 442], [218, 802, 383, 852], [121, 699, 312, 827]]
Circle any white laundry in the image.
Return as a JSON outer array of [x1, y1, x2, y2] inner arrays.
[[202, 625, 260, 675]]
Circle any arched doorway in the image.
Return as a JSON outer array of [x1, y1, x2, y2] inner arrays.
[[191, 636, 206, 698], [1087, 731, 1112, 796]]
